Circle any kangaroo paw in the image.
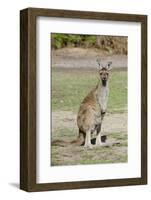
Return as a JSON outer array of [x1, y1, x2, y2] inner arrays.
[[84, 143, 93, 149]]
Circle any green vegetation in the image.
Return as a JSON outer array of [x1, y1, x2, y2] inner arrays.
[[51, 33, 127, 54], [52, 68, 127, 113], [52, 34, 96, 48]]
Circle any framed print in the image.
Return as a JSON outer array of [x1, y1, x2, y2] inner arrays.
[[20, 8, 147, 191]]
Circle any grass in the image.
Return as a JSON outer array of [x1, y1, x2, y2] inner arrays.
[[51, 128, 127, 166], [52, 68, 127, 113]]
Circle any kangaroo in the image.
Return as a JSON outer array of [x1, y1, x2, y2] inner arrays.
[[52, 59, 112, 148], [77, 59, 112, 148]]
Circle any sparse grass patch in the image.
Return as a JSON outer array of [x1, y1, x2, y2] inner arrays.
[[51, 128, 127, 166]]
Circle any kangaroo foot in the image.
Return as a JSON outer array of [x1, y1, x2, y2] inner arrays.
[[84, 143, 93, 149], [95, 137, 103, 146], [95, 141, 105, 146]]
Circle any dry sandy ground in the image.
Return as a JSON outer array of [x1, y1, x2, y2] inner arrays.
[[52, 111, 127, 135], [52, 48, 127, 70]]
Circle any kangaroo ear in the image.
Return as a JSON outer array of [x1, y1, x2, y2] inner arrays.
[[107, 61, 112, 70], [96, 59, 102, 70]]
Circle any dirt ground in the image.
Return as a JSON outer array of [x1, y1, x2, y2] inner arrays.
[[52, 111, 127, 135], [52, 48, 127, 70]]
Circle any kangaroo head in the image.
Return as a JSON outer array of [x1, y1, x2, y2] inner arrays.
[[96, 59, 112, 86]]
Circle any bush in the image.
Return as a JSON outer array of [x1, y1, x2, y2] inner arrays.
[[51, 33, 127, 54]]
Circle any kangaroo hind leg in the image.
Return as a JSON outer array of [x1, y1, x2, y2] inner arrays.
[[84, 130, 93, 148], [95, 123, 104, 146]]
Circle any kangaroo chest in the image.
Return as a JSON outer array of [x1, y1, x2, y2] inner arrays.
[[97, 86, 109, 112], [93, 87, 108, 125]]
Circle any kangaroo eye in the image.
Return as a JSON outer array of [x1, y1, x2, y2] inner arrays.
[[100, 72, 102, 75]]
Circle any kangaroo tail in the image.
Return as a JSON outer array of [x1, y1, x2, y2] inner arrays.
[[52, 129, 85, 147]]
